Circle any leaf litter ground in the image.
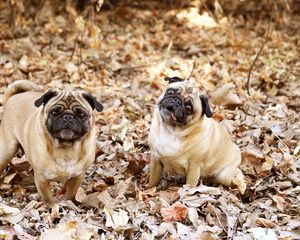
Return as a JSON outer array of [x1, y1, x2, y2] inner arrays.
[[0, 2, 299, 239]]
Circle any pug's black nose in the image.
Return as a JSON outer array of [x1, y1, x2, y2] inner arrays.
[[172, 98, 181, 106], [63, 114, 74, 122]]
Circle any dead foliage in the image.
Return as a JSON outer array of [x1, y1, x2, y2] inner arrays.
[[0, 1, 299, 239]]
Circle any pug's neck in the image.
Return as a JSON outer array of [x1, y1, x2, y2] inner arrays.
[[162, 114, 205, 138]]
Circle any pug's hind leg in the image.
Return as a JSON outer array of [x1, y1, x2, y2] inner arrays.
[[215, 165, 246, 194], [232, 169, 246, 194], [66, 174, 84, 201], [186, 161, 200, 188], [34, 173, 53, 203], [149, 160, 163, 187], [0, 135, 19, 175]]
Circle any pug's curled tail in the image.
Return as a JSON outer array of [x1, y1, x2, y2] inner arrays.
[[2, 80, 43, 105]]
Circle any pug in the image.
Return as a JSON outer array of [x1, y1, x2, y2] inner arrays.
[[0, 80, 103, 202], [148, 77, 246, 194]]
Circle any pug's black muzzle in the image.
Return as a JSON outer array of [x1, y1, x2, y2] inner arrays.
[[47, 113, 88, 141], [159, 96, 187, 125]]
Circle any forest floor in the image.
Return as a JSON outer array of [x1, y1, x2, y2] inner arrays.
[[0, 1, 299, 239]]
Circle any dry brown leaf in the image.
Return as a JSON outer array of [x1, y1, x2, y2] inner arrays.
[[75, 187, 86, 203], [4, 173, 17, 184], [191, 225, 223, 240], [272, 195, 287, 212], [178, 184, 222, 197], [256, 217, 277, 228], [187, 207, 199, 224], [261, 156, 274, 173], [160, 201, 188, 222], [88, 24, 101, 49], [0, 204, 24, 224], [0, 1, 299, 239], [158, 190, 179, 205], [0, 226, 17, 240], [82, 192, 101, 208], [248, 227, 278, 240], [210, 83, 242, 107], [75, 16, 85, 32], [156, 222, 176, 237], [40, 221, 77, 240], [93, 179, 108, 192], [104, 207, 129, 228]]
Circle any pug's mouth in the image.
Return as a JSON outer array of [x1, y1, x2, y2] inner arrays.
[[159, 105, 178, 121], [49, 127, 83, 143], [58, 129, 76, 140], [158, 100, 187, 126]]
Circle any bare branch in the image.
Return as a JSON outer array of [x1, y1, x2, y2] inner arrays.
[[187, 60, 197, 80], [246, 18, 272, 95]]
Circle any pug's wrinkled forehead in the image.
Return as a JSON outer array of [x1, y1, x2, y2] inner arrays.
[[164, 77, 197, 96]]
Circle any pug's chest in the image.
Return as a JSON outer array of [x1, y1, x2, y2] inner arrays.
[[151, 133, 188, 173], [151, 129, 183, 158], [43, 157, 86, 182]]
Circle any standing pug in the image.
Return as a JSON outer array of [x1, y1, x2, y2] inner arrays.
[[148, 77, 246, 194], [0, 80, 103, 202]]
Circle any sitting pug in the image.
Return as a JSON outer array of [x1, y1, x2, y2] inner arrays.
[[0, 80, 103, 202], [148, 77, 246, 194]]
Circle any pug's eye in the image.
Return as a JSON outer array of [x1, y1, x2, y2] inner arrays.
[[167, 89, 175, 95], [75, 109, 88, 119], [78, 112, 87, 119], [50, 110, 58, 116], [185, 104, 193, 114], [50, 108, 62, 117]]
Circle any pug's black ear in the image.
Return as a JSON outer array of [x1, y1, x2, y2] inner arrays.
[[164, 77, 185, 84], [83, 93, 103, 112], [34, 90, 57, 107], [200, 95, 213, 118]]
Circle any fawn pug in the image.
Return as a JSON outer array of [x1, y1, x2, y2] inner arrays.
[[0, 80, 103, 202], [148, 77, 246, 193]]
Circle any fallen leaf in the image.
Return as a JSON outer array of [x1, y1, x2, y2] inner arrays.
[[156, 222, 176, 237], [104, 207, 129, 228], [272, 195, 286, 212], [187, 207, 199, 224], [191, 225, 223, 240], [4, 173, 17, 184], [248, 227, 278, 240], [158, 190, 179, 205], [40, 221, 77, 240], [261, 156, 274, 173], [75, 16, 85, 32], [75, 187, 86, 203], [256, 218, 277, 228], [160, 201, 188, 222], [0, 203, 24, 224], [210, 83, 242, 107]]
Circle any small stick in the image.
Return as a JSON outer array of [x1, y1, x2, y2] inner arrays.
[[186, 60, 197, 80], [246, 18, 272, 95], [271, 129, 289, 150], [79, 36, 83, 64], [70, 32, 80, 61]]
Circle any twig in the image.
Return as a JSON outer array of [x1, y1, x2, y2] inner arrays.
[[186, 60, 197, 80], [165, 40, 173, 59], [79, 37, 83, 64], [213, 206, 228, 234], [246, 18, 272, 95], [70, 32, 80, 61], [70, 5, 96, 63], [271, 129, 289, 150], [112, 64, 153, 73]]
